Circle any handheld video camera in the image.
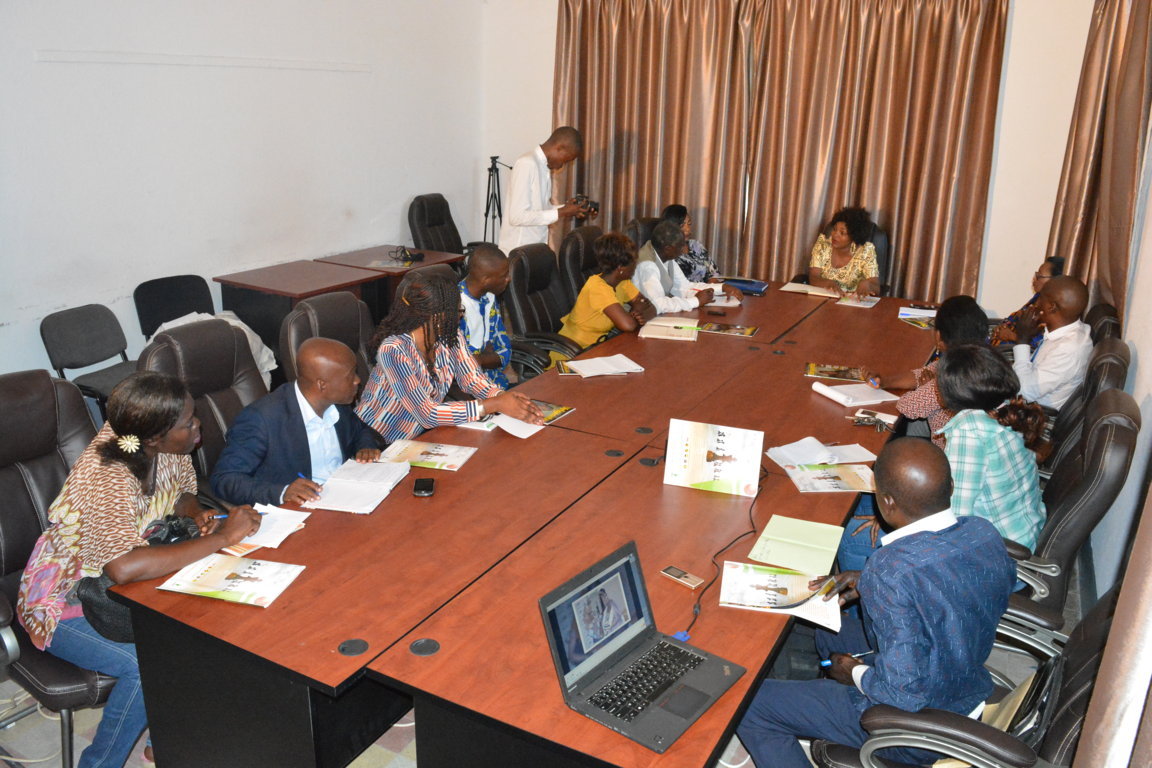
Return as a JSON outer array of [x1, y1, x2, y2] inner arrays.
[[571, 193, 601, 216]]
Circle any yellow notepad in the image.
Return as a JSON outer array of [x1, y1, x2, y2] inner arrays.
[[748, 515, 844, 574]]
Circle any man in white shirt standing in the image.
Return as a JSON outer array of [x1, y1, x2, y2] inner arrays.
[[1011, 274, 1092, 410], [633, 220, 741, 314], [498, 126, 590, 253]]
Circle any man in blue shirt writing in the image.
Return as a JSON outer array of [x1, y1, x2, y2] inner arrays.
[[738, 438, 1016, 767]]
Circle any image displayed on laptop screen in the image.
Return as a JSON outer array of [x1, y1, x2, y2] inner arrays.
[[544, 553, 649, 688]]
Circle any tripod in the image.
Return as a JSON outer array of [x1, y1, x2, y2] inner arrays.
[[483, 156, 511, 243]]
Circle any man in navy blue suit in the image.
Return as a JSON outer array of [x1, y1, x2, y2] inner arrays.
[[737, 438, 1016, 767], [212, 338, 381, 505]]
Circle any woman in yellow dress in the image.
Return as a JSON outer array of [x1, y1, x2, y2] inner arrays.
[[807, 206, 880, 296], [556, 232, 652, 353]]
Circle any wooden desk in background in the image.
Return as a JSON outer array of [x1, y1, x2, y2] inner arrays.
[[214, 260, 385, 353], [315, 244, 467, 317]]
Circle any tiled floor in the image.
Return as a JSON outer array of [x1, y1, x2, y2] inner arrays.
[[0, 576, 1078, 768]]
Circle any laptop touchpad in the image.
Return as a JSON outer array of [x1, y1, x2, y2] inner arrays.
[[660, 685, 710, 719]]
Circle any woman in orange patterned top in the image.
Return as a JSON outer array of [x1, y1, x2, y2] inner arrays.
[[18, 373, 261, 768]]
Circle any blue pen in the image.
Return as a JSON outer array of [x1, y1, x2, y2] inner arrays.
[[211, 510, 268, 520], [820, 650, 875, 668]]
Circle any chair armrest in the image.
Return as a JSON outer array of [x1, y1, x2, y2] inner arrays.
[[519, 332, 583, 358], [1002, 537, 1032, 561], [859, 705, 1036, 768], [1003, 593, 1064, 631], [1017, 557, 1061, 577], [0, 593, 20, 671], [509, 340, 549, 380], [0, 592, 13, 629]]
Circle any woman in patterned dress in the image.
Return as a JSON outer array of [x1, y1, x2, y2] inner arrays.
[[17, 373, 262, 768], [807, 206, 880, 297]]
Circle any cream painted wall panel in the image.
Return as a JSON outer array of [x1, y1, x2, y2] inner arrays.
[[979, 0, 1095, 316], [1, 1, 484, 373]]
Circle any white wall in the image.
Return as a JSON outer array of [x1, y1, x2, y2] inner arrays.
[[979, 0, 1096, 317], [478, 0, 559, 240], [1, 0, 485, 373]]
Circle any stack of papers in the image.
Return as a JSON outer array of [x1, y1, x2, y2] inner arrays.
[[766, 437, 877, 470], [301, 459, 410, 514], [811, 381, 899, 407], [564, 354, 644, 377], [779, 282, 840, 298], [898, 306, 937, 330], [638, 317, 698, 341], [221, 504, 310, 557]]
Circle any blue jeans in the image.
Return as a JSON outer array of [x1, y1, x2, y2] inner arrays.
[[838, 494, 883, 573], [48, 616, 146, 768], [738, 614, 939, 768]]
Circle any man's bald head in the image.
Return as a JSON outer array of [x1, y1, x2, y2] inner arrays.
[[546, 126, 583, 152], [465, 244, 511, 296], [297, 337, 359, 408], [874, 438, 953, 524], [467, 244, 507, 277], [1041, 275, 1089, 328]]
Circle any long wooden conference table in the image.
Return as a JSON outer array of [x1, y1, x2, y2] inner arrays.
[[114, 287, 934, 768]]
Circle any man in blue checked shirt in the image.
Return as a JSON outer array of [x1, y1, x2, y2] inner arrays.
[[738, 438, 1015, 767], [459, 245, 514, 388]]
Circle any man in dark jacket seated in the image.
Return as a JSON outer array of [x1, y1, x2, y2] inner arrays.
[[212, 337, 381, 505], [737, 438, 1016, 767]]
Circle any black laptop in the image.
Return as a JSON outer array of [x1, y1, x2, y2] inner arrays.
[[538, 541, 746, 753]]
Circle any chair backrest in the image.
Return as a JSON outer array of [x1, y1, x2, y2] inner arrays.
[[133, 275, 215, 339], [408, 193, 464, 254], [625, 217, 660, 251], [1036, 388, 1141, 610], [1045, 337, 1131, 471], [869, 224, 891, 291], [0, 371, 95, 599], [278, 291, 374, 385], [502, 243, 570, 337], [137, 319, 268, 479], [1085, 303, 1121, 345], [1028, 585, 1119, 763], [39, 304, 128, 374], [557, 225, 603, 307]]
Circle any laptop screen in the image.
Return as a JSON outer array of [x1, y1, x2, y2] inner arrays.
[[541, 544, 651, 690]]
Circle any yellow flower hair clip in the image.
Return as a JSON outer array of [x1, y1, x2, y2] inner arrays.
[[117, 434, 141, 454]]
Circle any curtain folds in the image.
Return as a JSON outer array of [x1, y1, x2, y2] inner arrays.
[[1047, 0, 1152, 317], [554, 0, 1009, 300]]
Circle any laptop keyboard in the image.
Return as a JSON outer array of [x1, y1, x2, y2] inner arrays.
[[588, 641, 705, 722]]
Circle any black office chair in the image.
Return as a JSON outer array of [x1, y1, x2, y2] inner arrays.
[[810, 585, 1119, 768], [137, 319, 267, 481], [501, 243, 583, 358], [624, 217, 660, 251], [0, 370, 117, 768], [1084, 303, 1121, 344], [279, 291, 374, 386], [1012, 388, 1140, 612], [133, 274, 215, 339], [1041, 337, 1130, 477], [407, 193, 490, 261], [401, 264, 550, 381], [39, 304, 138, 417], [557, 225, 603, 307]]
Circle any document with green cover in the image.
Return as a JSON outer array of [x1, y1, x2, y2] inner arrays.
[[748, 515, 844, 575]]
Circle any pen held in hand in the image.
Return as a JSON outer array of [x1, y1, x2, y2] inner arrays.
[[211, 511, 269, 520]]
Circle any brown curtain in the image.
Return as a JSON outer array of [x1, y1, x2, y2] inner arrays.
[[554, 0, 1008, 301], [1047, 0, 1152, 318], [553, 0, 751, 261]]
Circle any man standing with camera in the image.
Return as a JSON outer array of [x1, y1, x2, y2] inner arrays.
[[498, 126, 596, 254]]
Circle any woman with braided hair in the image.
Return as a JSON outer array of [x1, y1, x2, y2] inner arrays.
[[356, 271, 543, 442]]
